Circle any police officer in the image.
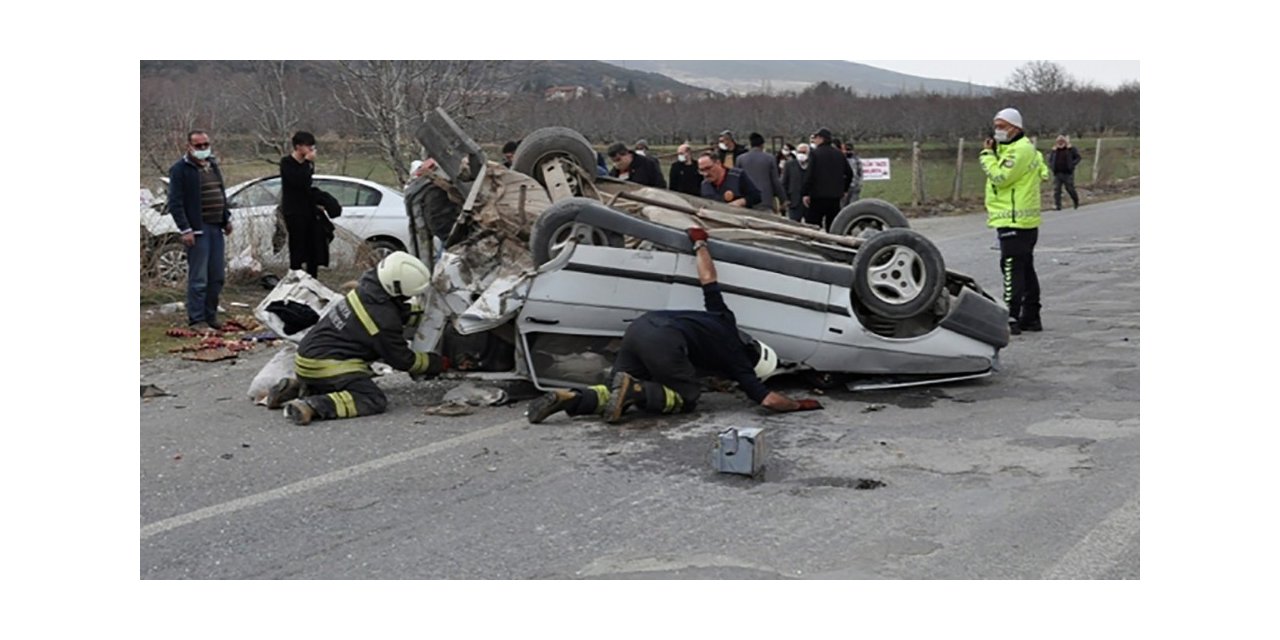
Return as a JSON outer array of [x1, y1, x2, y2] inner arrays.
[[981, 107, 1049, 335], [526, 227, 823, 424], [266, 251, 449, 425]]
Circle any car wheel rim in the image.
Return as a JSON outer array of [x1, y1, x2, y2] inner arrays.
[[846, 215, 884, 237], [548, 223, 607, 259], [536, 153, 584, 194], [370, 245, 395, 262], [865, 244, 926, 305], [156, 249, 187, 287]]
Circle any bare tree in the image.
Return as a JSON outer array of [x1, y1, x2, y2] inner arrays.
[[235, 60, 299, 160], [140, 76, 204, 178], [1007, 61, 1075, 94], [328, 60, 523, 184]]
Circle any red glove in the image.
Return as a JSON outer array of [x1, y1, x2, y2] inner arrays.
[[687, 227, 709, 243], [795, 399, 824, 411]]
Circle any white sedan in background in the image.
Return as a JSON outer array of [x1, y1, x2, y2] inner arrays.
[[141, 175, 409, 285]]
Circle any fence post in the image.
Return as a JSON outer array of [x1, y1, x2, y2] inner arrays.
[[952, 137, 965, 202], [1092, 138, 1103, 185], [911, 141, 924, 206]]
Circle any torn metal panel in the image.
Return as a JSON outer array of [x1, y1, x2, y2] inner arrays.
[[253, 270, 342, 342], [457, 273, 532, 336]]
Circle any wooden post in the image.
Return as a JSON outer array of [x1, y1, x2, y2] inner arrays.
[[952, 138, 965, 202], [1092, 138, 1103, 185], [911, 141, 924, 206]]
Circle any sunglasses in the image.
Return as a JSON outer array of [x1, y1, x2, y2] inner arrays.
[[191, 142, 211, 149]]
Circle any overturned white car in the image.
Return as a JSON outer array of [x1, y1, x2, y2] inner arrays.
[[394, 110, 1008, 392]]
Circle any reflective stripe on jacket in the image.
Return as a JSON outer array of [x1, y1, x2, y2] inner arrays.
[[295, 270, 437, 379], [981, 135, 1045, 229]]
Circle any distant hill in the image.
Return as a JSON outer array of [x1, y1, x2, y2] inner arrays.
[[603, 60, 995, 96], [140, 60, 712, 98], [514, 60, 713, 98]]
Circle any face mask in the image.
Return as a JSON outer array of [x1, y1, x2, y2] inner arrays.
[[718, 142, 728, 151], [635, 150, 646, 156], [795, 153, 808, 163], [677, 154, 687, 163], [193, 148, 212, 160], [993, 128, 1010, 143]]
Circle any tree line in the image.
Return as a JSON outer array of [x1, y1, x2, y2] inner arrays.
[[140, 61, 1138, 185]]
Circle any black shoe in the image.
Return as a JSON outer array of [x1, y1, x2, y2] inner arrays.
[[265, 377, 301, 409], [1008, 320, 1022, 336], [207, 319, 225, 331], [526, 389, 578, 424], [1020, 319, 1043, 332], [605, 372, 645, 424]]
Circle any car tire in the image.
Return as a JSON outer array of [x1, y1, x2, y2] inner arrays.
[[851, 228, 945, 320], [830, 198, 910, 237], [149, 236, 187, 288], [361, 238, 404, 268], [530, 206, 624, 265], [511, 127, 597, 193]]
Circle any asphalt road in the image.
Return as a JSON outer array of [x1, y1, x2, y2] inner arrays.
[[140, 196, 1140, 579]]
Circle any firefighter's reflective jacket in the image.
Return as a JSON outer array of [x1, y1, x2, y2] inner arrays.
[[296, 270, 441, 379]]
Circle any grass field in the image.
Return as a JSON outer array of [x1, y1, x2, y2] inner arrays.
[[638, 137, 1139, 211], [143, 135, 1139, 212]]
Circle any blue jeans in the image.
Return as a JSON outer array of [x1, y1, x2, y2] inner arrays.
[[186, 227, 225, 325]]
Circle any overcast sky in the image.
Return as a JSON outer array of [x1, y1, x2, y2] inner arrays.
[[858, 60, 1140, 89]]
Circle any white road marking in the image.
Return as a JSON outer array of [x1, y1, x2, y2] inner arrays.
[[1042, 494, 1140, 579], [141, 418, 525, 540]]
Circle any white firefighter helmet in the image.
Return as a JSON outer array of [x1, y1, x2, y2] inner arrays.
[[376, 251, 431, 298], [752, 339, 779, 380]]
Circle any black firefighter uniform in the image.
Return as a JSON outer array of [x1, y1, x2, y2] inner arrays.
[[293, 270, 442, 420]]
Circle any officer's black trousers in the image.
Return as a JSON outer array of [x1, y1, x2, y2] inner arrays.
[[997, 227, 1041, 325]]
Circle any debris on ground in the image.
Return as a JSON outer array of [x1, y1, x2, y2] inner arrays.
[[141, 384, 172, 398], [182, 347, 239, 362], [443, 383, 509, 406], [861, 403, 887, 413], [423, 402, 476, 417], [166, 315, 272, 363], [170, 336, 258, 355], [248, 344, 298, 404], [156, 302, 185, 315], [220, 453, 234, 460], [255, 271, 339, 341]]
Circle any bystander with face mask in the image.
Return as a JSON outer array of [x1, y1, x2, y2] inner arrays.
[[782, 143, 811, 223], [668, 142, 703, 196]]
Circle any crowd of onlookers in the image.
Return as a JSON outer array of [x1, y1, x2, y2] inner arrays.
[[495, 128, 864, 232]]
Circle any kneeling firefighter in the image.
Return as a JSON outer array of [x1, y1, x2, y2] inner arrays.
[[267, 251, 449, 425], [526, 227, 824, 424]]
